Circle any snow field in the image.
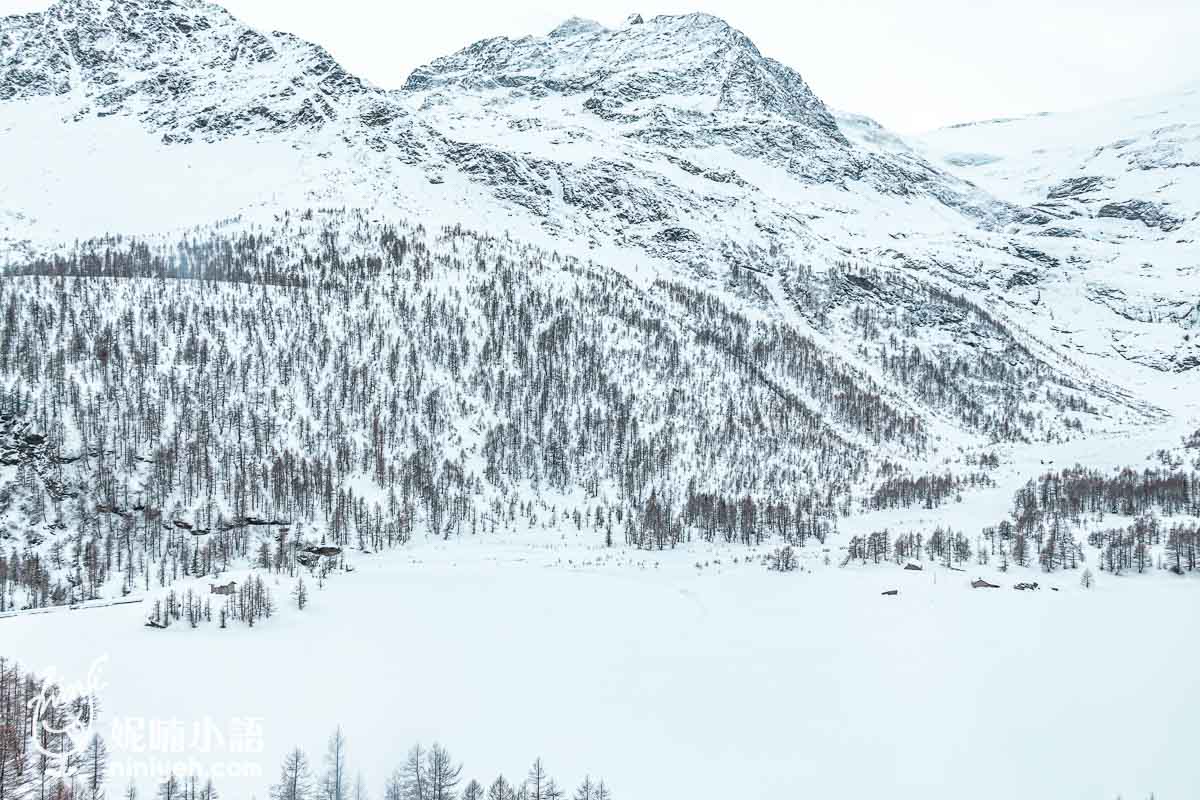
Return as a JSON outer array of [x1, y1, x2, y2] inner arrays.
[[5, 533, 1197, 800]]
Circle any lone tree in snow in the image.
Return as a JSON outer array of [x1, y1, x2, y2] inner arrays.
[[573, 777, 595, 800], [272, 747, 314, 800], [84, 734, 109, 800], [526, 759, 552, 800], [486, 775, 513, 800], [425, 743, 462, 800], [322, 727, 349, 800], [156, 774, 181, 800], [294, 577, 308, 610]]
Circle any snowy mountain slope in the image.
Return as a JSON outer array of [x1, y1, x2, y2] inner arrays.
[[4, 0, 1193, 390], [0, 0, 411, 146], [2, 1, 1008, 256], [0, 0, 421, 251], [0, 0, 1194, 555], [917, 84, 1200, 372], [917, 84, 1200, 209], [396, 12, 1026, 291], [0, 211, 1124, 568]]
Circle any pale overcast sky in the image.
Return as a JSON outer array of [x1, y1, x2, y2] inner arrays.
[[5, 0, 1200, 132]]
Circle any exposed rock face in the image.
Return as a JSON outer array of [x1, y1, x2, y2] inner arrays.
[[0, 0, 417, 152], [296, 545, 340, 568], [550, 17, 606, 38], [1096, 199, 1184, 232], [405, 13, 844, 139], [0, 413, 42, 467], [0, 412, 77, 501], [398, 10, 1015, 217], [1046, 176, 1109, 199], [942, 152, 1002, 167]]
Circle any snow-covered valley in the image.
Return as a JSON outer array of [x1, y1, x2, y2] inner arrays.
[[1, 0, 1198, 798], [8, 532, 1200, 800]]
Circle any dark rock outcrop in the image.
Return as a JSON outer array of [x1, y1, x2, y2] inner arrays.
[[1046, 175, 1108, 199], [1097, 199, 1184, 232]]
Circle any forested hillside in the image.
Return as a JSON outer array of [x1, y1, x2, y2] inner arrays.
[[0, 209, 1133, 609]]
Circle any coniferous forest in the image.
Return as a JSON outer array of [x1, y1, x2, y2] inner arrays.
[[0, 209, 1191, 614]]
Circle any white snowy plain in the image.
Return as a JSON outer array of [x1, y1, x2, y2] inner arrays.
[[5, 529, 1198, 800]]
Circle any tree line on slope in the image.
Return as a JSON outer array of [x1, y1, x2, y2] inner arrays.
[[1011, 465, 1199, 521], [0, 209, 893, 606], [271, 729, 612, 800], [842, 463, 1200, 575], [1086, 516, 1200, 575], [864, 468, 995, 512], [785, 261, 1112, 444], [0, 208, 1144, 610], [994, 464, 1200, 574]]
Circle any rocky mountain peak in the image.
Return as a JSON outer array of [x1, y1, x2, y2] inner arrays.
[[403, 12, 841, 138], [0, 0, 387, 142], [549, 17, 607, 38]]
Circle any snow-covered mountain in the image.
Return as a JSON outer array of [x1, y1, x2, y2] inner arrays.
[[1, 0, 1190, 375], [2, 0, 1005, 258], [2, 0, 1194, 380], [917, 84, 1200, 372], [0, 0, 1194, 548]]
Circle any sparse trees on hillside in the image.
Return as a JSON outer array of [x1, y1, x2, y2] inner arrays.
[[0, 208, 1117, 611]]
